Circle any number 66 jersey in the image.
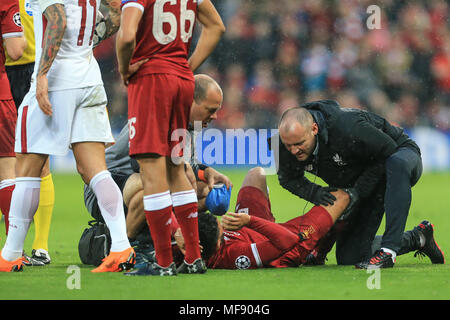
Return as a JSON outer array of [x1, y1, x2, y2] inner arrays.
[[121, 0, 200, 80], [30, 0, 103, 91]]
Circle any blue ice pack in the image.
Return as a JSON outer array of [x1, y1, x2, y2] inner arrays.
[[205, 184, 232, 216]]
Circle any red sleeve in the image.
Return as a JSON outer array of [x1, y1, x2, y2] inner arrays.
[[247, 215, 300, 252], [1, 0, 23, 38], [221, 217, 300, 269]]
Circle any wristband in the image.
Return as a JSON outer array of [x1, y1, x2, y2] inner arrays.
[[197, 169, 206, 182]]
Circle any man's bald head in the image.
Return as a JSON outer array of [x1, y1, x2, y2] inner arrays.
[[191, 74, 223, 127], [194, 74, 223, 104], [278, 107, 314, 134], [278, 107, 318, 162]]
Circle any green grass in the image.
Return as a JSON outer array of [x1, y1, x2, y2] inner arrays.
[[1, 170, 449, 300]]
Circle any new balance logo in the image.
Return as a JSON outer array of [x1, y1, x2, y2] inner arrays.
[[187, 212, 198, 219]]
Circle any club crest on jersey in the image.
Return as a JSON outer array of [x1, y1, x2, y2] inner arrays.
[[13, 12, 22, 27], [332, 153, 347, 166], [235, 255, 251, 269]]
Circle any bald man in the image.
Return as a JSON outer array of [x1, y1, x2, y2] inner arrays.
[[273, 100, 443, 269], [83, 74, 232, 263]]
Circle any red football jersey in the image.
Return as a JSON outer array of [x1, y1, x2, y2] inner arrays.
[[207, 216, 302, 270], [121, 0, 198, 80], [0, 0, 23, 100]]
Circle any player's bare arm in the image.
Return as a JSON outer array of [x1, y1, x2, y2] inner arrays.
[[100, 0, 121, 39], [116, 6, 147, 86], [36, 3, 67, 116], [188, 0, 225, 72], [3, 36, 27, 61]]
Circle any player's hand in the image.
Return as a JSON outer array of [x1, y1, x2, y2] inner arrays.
[[120, 58, 149, 86], [36, 74, 52, 116], [221, 212, 250, 231], [204, 167, 232, 191]]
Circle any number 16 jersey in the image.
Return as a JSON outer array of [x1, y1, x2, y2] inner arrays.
[[30, 0, 103, 92], [121, 0, 200, 81]]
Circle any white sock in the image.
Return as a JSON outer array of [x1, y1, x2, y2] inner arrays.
[[171, 189, 197, 207], [2, 177, 41, 261], [381, 247, 397, 260], [90, 171, 130, 252]]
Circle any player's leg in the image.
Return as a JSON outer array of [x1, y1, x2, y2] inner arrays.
[[167, 76, 204, 273], [124, 74, 179, 276], [234, 167, 275, 222], [31, 158, 54, 264], [136, 156, 175, 270], [72, 141, 133, 272], [1, 89, 73, 271], [0, 157, 15, 234], [279, 190, 350, 261], [167, 159, 202, 267], [0, 153, 47, 271], [0, 99, 18, 235], [71, 86, 133, 272], [122, 173, 146, 240], [241, 167, 269, 198]]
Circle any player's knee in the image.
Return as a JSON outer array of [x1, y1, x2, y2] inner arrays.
[[336, 189, 350, 206], [242, 167, 267, 189], [123, 173, 143, 207], [76, 163, 89, 184]]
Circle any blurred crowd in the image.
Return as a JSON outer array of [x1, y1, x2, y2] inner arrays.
[[95, 0, 450, 132]]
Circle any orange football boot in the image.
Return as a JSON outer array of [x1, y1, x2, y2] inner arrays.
[[0, 251, 23, 272], [91, 247, 136, 273]]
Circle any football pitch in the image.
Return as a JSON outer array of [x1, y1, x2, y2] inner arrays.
[[1, 169, 449, 301]]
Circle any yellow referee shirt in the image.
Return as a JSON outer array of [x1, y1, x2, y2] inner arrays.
[[5, 0, 35, 66]]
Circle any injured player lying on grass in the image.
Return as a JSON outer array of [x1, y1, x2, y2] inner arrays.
[[195, 167, 444, 270]]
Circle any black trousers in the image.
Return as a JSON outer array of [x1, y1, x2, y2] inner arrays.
[[335, 147, 422, 265], [381, 147, 422, 252]]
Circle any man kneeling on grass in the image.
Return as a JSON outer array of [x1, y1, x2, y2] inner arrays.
[[197, 167, 444, 270]]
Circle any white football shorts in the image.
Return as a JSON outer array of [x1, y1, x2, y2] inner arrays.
[[15, 85, 115, 156]]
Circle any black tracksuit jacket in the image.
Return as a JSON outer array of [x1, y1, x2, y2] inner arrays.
[[272, 100, 420, 203]]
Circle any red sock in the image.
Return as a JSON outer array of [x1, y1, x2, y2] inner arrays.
[[173, 200, 200, 264], [0, 184, 14, 235], [145, 206, 174, 268]]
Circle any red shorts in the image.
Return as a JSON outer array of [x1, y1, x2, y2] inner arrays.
[[0, 99, 17, 157], [235, 186, 275, 222], [236, 185, 333, 266], [127, 73, 195, 157]]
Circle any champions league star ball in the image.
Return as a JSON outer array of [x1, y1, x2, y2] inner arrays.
[[235, 255, 251, 270], [92, 11, 107, 48]]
